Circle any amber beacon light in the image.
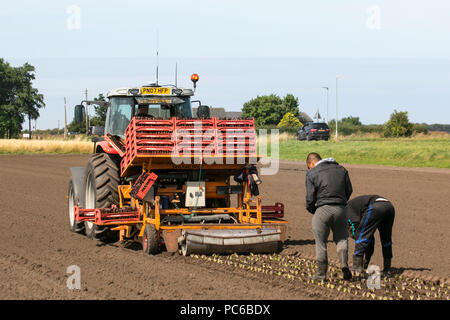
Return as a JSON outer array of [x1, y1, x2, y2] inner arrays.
[[190, 73, 199, 89]]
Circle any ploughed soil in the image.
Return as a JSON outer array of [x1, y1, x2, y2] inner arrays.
[[0, 155, 448, 300]]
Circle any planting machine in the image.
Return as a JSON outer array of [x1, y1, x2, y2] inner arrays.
[[68, 75, 287, 255]]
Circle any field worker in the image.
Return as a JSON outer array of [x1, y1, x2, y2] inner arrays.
[[305, 152, 353, 281], [346, 195, 395, 274]]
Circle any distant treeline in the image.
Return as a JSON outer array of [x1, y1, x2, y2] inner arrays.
[[326, 117, 430, 136], [257, 118, 449, 136], [426, 124, 450, 133]]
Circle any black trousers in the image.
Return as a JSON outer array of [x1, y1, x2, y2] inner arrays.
[[354, 201, 395, 260]]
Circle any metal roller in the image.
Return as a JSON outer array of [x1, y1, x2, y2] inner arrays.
[[178, 228, 282, 256]]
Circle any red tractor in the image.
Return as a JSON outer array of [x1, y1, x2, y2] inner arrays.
[[68, 76, 287, 255]]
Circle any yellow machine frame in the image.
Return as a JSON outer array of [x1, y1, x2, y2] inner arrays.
[[107, 156, 287, 243]]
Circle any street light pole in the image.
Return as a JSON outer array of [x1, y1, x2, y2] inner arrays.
[[335, 75, 340, 140], [322, 87, 329, 123]]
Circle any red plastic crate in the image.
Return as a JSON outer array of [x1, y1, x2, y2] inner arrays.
[[121, 117, 257, 174]]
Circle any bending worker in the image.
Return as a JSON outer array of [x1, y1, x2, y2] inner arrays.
[[305, 152, 353, 281], [346, 195, 395, 273]]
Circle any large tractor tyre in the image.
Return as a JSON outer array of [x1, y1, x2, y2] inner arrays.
[[68, 179, 85, 234], [84, 153, 120, 242], [142, 224, 159, 255]]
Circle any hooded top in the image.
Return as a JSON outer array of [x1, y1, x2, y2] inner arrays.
[[305, 158, 353, 214]]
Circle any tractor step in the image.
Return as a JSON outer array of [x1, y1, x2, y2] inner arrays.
[[74, 206, 140, 225]]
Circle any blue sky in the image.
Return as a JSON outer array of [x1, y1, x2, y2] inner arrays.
[[1, 0, 449, 129]]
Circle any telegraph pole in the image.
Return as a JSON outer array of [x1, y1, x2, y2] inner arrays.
[[85, 88, 89, 136], [64, 97, 68, 139]]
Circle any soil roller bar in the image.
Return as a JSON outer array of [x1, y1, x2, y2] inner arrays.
[[178, 228, 282, 256]]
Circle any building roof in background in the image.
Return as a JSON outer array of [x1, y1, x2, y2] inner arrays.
[[192, 107, 241, 119], [226, 111, 243, 118]]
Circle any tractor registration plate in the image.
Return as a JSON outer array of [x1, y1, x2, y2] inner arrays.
[[141, 87, 172, 95]]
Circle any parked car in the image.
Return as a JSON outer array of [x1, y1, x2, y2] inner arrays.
[[297, 122, 330, 141]]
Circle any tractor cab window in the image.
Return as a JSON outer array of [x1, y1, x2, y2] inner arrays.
[[135, 96, 192, 119], [177, 98, 192, 118], [137, 104, 171, 118], [105, 97, 134, 138]]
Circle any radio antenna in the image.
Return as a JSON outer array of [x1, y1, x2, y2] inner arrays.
[[156, 29, 159, 86], [175, 62, 178, 87]]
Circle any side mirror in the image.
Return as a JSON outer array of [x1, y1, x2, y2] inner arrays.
[[197, 105, 211, 119], [191, 100, 201, 108], [74, 105, 85, 123]]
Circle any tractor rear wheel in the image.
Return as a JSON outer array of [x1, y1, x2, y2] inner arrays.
[[84, 153, 120, 241], [68, 179, 85, 234], [142, 224, 159, 255]]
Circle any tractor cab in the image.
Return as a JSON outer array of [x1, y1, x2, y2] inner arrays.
[[105, 85, 194, 138]]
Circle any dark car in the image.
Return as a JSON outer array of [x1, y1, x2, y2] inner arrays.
[[297, 122, 330, 141]]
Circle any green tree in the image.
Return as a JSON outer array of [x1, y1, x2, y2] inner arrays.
[[0, 59, 45, 138], [67, 120, 86, 134], [384, 110, 413, 137], [412, 123, 428, 135], [242, 94, 300, 127], [16, 63, 45, 139], [277, 112, 302, 129], [0, 105, 24, 139], [0, 59, 22, 138], [341, 116, 362, 126], [281, 94, 300, 117], [89, 93, 108, 127]]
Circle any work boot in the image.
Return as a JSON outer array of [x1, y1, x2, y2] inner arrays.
[[311, 261, 327, 282], [363, 255, 372, 269], [382, 258, 392, 275], [341, 267, 352, 280], [351, 255, 364, 273], [338, 250, 352, 280]]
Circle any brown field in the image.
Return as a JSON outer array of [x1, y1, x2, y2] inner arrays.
[[0, 155, 448, 300]]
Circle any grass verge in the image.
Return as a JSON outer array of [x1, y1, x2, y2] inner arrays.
[[0, 139, 92, 154], [276, 133, 450, 168]]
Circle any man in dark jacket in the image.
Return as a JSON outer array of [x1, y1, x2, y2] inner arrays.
[[346, 195, 395, 274], [305, 152, 353, 281]]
